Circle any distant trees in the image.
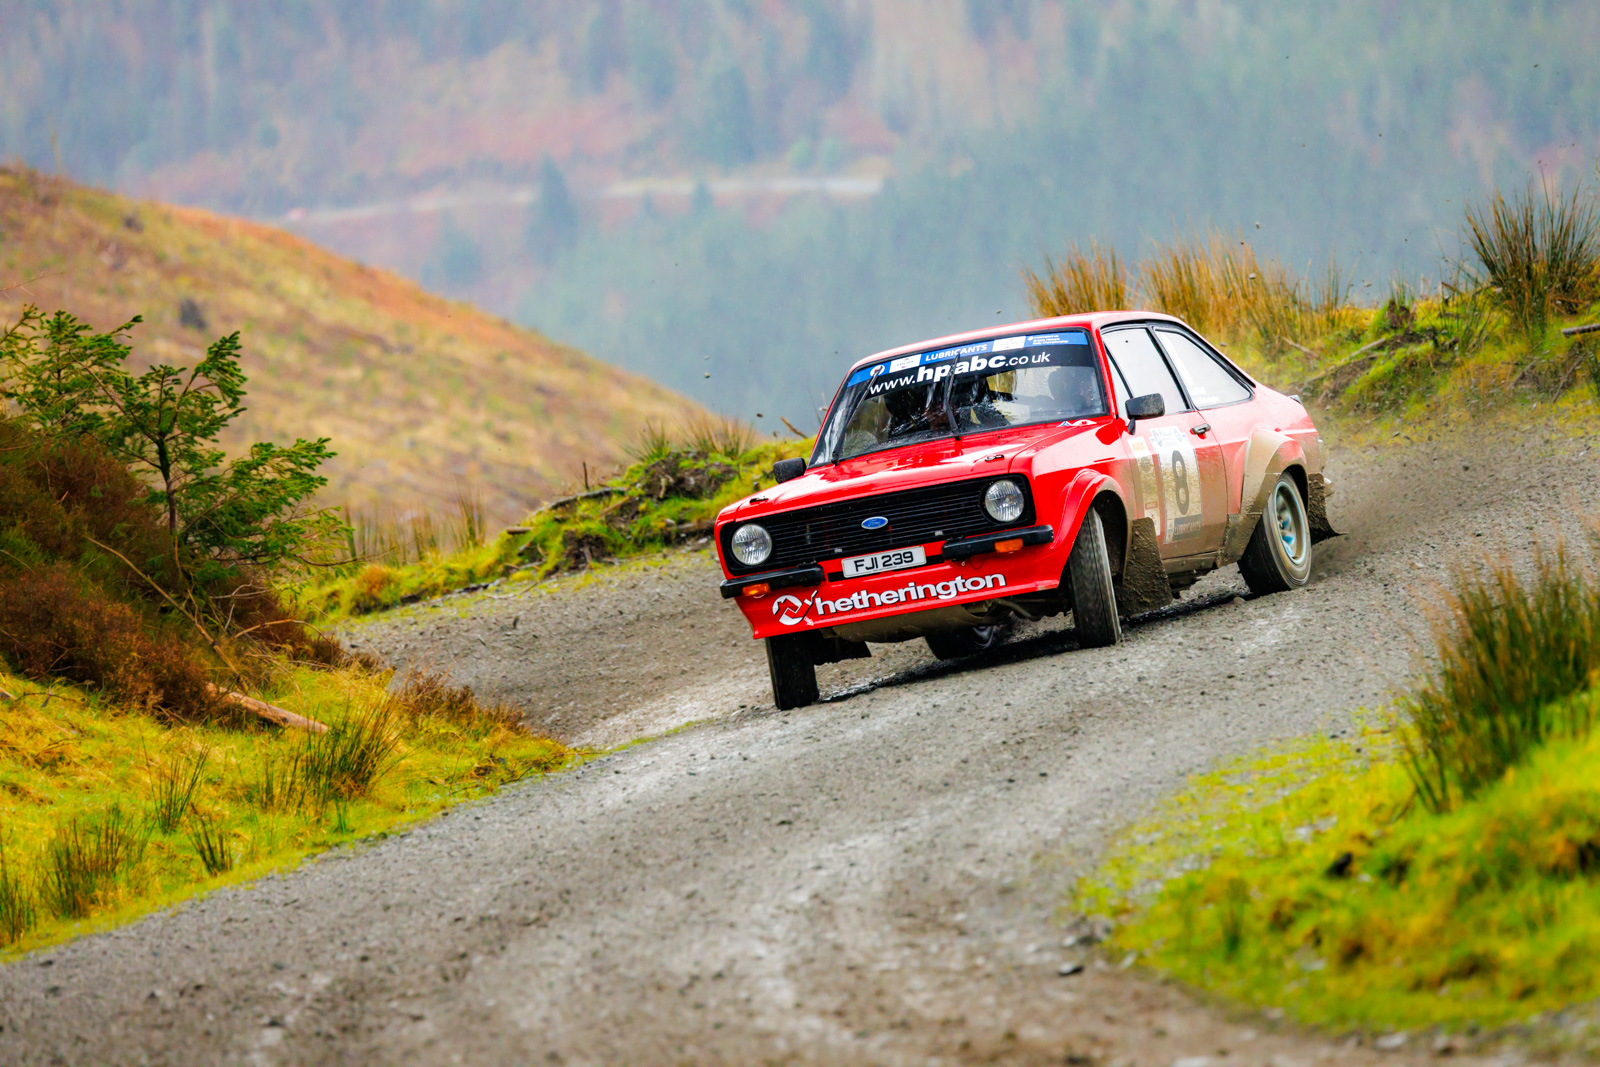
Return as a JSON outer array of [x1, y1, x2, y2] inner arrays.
[[426, 217, 486, 288], [694, 64, 757, 167], [525, 157, 580, 260]]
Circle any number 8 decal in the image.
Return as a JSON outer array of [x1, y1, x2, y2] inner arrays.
[[1170, 451, 1189, 513]]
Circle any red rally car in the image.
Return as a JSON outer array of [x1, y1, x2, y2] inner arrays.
[[713, 312, 1334, 709]]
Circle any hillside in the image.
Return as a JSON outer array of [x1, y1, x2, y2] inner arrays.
[[0, 166, 697, 519]]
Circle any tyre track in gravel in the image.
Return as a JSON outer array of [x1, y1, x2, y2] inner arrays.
[[2, 426, 1597, 1066]]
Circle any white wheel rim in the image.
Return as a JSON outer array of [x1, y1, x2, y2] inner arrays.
[[1274, 482, 1309, 568]]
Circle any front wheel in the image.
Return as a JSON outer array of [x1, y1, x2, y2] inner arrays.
[[1238, 473, 1313, 595], [1068, 508, 1122, 648], [925, 624, 1005, 660], [765, 634, 819, 710]]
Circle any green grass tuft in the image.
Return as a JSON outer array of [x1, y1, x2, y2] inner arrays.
[[297, 699, 404, 804], [1400, 541, 1600, 812], [40, 805, 149, 920], [187, 815, 234, 876], [1462, 175, 1600, 342], [146, 746, 209, 833], [0, 839, 36, 946]]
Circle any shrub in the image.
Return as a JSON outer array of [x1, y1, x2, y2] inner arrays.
[[1022, 241, 1130, 317], [0, 564, 221, 721], [39, 805, 148, 918], [0, 417, 181, 600], [1399, 542, 1600, 812], [1462, 176, 1600, 341]]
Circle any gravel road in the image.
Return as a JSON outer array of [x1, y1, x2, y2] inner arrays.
[[3, 426, 1597, 1066]]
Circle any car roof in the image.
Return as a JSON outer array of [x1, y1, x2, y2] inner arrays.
[[843, 310, 1188, 377]]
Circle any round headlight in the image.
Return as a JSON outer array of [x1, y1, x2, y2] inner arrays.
[[983, 479, 1025, 523], [730, 523, 773, 567]]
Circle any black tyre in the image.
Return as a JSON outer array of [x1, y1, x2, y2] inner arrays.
[[1068, 508, 1122, 647], [1238, 472, 1314, 595], [925, 624, 1005, 661], [765, 634, 819, 710]]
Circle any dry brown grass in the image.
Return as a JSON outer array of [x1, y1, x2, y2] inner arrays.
[[1025, 229, 1353, 352], [1021, 241, 1131, 316]]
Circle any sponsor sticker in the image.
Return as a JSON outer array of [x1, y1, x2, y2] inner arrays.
[[1026, 331, 1089, 346], [1148, 426, 1202, 542], [1128, 437, 1159, 524], [770, 573, 1008, 626], [843, 329, 1090, 387]]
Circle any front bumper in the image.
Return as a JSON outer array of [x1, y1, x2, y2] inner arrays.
[[728, 527, 1063, 640]]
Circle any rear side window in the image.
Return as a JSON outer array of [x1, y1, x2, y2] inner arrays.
[[1102, 328, 1188, 414], [1155, 328, 1251, 408]]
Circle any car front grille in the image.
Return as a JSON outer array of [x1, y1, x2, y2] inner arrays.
[[722, 476, 1036, 574]]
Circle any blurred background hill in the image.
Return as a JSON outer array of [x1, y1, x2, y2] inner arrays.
[[0, 167, 692, 519], [5, 0, 1599, 425]]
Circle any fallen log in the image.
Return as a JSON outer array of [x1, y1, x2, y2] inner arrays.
[[206, 684, 328, 733], [528, 487, 624, 517]]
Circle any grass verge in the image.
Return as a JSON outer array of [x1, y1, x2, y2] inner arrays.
[[0, 662, 573, 957], [1075, 541, 1600, 1042]]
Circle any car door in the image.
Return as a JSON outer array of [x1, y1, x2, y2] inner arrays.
[[1150, 325, 1256, 516], [1101, 326, 1228, 558]]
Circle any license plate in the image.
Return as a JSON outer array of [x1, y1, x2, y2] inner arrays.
[[840, 545, 927, 578]]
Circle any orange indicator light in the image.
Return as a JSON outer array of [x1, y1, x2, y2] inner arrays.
[[994, 538, 1024, 553], [743, 582, 771, 596]]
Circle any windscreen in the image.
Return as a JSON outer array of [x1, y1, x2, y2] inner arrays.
[[813, 329, 1107, 464]]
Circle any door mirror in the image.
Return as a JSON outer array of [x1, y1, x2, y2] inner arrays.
[[771, 457, 807, 483], [1124, 392, 1165, 433]]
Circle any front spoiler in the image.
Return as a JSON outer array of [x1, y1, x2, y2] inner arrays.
[[719, 564, 826, 599]]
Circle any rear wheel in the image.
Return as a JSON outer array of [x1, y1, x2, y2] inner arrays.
[[1238, 473, 1313, 595], [765, 634, 819, 710], [925, 624, 1005, 660], [1068, 508, 1122, 648]]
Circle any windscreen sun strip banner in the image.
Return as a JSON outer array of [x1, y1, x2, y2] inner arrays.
[[845, 329, 1092, 387]]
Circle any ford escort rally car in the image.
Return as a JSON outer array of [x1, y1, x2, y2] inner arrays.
[[714, 313, 1334, 709]]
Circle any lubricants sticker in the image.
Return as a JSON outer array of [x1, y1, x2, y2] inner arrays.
[[770, 573, 1008, 627], [1148, 426, 1201, 542]]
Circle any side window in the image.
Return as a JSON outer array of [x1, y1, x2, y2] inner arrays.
[[1105, 353, 1132, 410], [1102, 328, 1188, 415], [1155, 329, 1252, 408]]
